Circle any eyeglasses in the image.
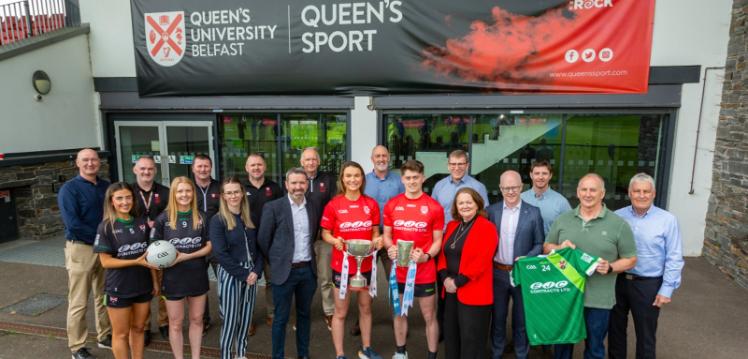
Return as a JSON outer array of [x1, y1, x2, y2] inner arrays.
[[223, 190, 243, 197], [500, 186, 522, 193], [448, 162, 467, 167]]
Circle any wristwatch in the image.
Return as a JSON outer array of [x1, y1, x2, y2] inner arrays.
[[607, 265, 613, 274]]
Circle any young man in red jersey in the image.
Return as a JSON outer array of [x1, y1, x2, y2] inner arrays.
[[383, 160, 444, 359]]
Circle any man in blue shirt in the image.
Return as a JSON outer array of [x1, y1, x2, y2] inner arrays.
[[431, 149, 489, 228], [520, 160, 571, 235], [58, 148, 112, 359], [365, 145, 404, 273], [609, 173, 684, 359]]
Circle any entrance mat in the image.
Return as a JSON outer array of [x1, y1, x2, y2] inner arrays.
[[0, 293, 65, 317]]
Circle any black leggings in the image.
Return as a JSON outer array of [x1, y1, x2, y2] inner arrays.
[[443, 293, 491, 359]]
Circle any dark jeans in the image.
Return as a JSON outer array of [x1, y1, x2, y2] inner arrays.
[[271, 265, 317, 359], [609, 274, 663, 359], [443, 293, 491, 359], [554, 307, 610, 359], [492, 268, 528, 359]]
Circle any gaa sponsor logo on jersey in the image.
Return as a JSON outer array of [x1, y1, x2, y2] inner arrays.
[[420, 205, 428, 214], [118, 241, 149, 257], [339, 220, 373, 230], [568, 0, 613, 11], [530, 280, 569, 291], [145, 11, 186, 67], [394, 206, 405, 212], [169, 236, 203, 248], [393, 220, 428, 229]]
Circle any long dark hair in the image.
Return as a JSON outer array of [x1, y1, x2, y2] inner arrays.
[[336, 161, 366, 196]]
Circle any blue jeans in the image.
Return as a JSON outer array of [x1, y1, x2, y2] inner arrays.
[[271, 265, 317, 359], [492, 268, 528, 359], [554, 307, 610, 359]]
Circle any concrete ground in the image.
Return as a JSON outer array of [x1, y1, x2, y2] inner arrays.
[[0, 235, 745, 358]]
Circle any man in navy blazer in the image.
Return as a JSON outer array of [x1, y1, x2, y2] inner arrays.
[[258, 167, 320, 359], [487, 170, 544, 359]]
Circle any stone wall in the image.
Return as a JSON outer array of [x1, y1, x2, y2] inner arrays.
[[0, 159, 109, 240], [703, 0, 748, 288]]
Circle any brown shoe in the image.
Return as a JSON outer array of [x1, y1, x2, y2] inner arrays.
[[324, 314, 333, 331], [248, 323, 256, 337], [266, 316, 273, 326]]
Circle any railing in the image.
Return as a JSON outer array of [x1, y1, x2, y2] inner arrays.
[[0, 0, 79, 46]]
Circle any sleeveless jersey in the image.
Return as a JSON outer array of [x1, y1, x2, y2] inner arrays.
[[511, 247, 600, 345]]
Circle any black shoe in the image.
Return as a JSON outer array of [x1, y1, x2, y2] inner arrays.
[[97, 335, 112, 349], [159, 325, 169, 340], [144, 330, 152, 346], [72, 348, 96, 359]]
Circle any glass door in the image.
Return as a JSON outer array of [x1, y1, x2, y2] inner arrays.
[[115, 121, 215, 185]]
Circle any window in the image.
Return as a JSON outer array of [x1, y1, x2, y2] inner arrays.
[[220, 113, 348, 183], [383, 112, 670, 209]]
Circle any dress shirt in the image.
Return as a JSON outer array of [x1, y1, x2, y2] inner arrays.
[[432, 174, 489, 226], [615, 205, 684, 298], [496, 202, 521, 265], [289, 195, 312, 263], [364, 170, 404, 227], [521, 187, 571, 235]]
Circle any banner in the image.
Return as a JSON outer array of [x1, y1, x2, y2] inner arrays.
[[131, 0, 655, 96]]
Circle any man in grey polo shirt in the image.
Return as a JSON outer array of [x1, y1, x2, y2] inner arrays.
[[544, 173, 637, 359]]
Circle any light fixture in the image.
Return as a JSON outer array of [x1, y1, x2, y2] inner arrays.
[[32, 70, 51, 96]]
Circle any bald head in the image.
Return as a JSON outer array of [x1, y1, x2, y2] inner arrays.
[[75, 148, 100, 180], [499, 170, 522, 207]]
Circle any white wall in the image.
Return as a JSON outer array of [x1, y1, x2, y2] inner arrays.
[[0, 34, 98, 153], [650, 0, 733, 255], [79, 0, 135, 77], [350, 97, 379, 171]]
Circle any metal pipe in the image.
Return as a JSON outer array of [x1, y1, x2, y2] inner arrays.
[[688, 66, 725, 195]]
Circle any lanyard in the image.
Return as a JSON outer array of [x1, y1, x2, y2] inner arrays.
[[139, 189, 154, 215]]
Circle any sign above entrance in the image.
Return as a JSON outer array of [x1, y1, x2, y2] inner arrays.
[[131, 0, 655, 96]]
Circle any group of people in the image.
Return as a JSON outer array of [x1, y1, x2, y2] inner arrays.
[[58, 145, 683, 359]]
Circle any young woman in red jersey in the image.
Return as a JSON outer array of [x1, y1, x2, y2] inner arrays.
[[320, 161, 384, 359]]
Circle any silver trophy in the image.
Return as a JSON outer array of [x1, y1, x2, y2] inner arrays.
[[345, 239, 376, 290]]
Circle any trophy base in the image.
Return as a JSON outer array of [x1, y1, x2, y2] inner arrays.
[[349, 276, 368, 290]]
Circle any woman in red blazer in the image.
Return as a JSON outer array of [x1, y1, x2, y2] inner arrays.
[[437, 187, 499, 359]]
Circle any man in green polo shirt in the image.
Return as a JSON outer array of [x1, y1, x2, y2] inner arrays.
[[543, 173, 637, 359]]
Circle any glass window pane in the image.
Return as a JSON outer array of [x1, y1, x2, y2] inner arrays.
[[384, 112, 666, 209], [118, 126, 159, 184], [220, 113, 347, 183], [166, 126, 211, 181], [561, 114, 663, 209], [472, 114, 563, 203]]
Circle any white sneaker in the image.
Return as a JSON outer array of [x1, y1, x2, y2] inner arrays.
[[391, 352, 408, 359]]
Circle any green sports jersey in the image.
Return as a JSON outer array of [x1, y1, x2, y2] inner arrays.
[[511, 247, 600, 345]]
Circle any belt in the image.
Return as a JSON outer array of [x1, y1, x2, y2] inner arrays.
[[291, 261, 311, 269], [623, 273, 663, 281], [493, 262, 513, 271], [68, 240, 92, 246]]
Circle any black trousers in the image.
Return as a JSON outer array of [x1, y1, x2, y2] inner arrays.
[[608, 273, 663, 359], [443, 293, 491, 359]]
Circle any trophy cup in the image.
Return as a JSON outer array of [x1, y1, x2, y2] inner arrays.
[[396, 240, 414, 267], [345, 239, 376, 290]]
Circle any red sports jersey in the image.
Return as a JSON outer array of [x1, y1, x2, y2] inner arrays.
[[384, 193, 444, 284], [320, 194, 380, 274]]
